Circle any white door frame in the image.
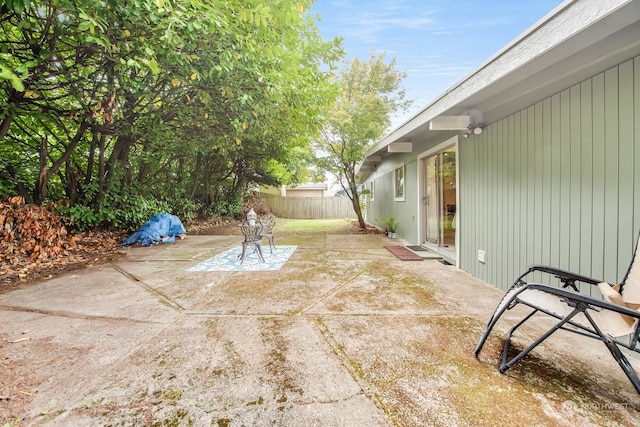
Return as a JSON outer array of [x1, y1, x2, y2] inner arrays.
[[416, 135, 459, 266]]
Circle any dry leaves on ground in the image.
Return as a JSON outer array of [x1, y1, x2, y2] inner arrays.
[[0, 197, 127, 292]]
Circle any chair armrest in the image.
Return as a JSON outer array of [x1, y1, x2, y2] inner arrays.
[[520, 264, 601, 288], [528, 283, 640, 319]]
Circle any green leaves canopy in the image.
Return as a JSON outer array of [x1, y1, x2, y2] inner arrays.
[[314, 53, 411, 229], [0, 0, 343, 226]]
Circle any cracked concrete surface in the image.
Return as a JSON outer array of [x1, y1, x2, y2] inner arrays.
[[1, 230, 640, 426]]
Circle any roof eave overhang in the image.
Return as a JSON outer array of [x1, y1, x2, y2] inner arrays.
[[360, 0, 640, 174]]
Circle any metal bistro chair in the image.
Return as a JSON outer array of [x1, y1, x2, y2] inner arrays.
[[259, 213, 276, 253], [238, 220, 265, 264]]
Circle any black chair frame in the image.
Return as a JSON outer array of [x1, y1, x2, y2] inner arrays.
[[475, 264, 640, 394]]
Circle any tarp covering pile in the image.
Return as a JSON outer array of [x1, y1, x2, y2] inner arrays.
[[121, 213, 186, 247]]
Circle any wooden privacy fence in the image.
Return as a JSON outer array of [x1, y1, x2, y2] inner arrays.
[[260, 194, 355, 219]]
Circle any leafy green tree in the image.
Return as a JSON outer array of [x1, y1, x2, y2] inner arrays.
[[314, 53, 411, 229], [0, 0, 343, 228]]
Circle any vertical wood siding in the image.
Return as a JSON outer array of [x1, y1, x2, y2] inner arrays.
[[460, 57, 640, 294], [363, 158, 419, 236], [365, 170, 394, 230]]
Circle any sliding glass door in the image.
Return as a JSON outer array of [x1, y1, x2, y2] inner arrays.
[[422, 147, 457, 256]]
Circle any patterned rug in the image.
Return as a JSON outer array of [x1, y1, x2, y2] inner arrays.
[[187, 245, 297, 272]]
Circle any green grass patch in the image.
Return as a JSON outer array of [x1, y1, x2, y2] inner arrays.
[[275, 218, 355, 234]]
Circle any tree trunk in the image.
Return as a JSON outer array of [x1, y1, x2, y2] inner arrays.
[[34, 138, 48, 204], [105, 134, 134, 188], [190, 152, 203, 200], [84, 133, 98, 187], [137, 139, 151, 184], [2, 165, 32, 203], [95, 135, 106, 208], [343, 168, 366, 230], [47, 121, 89, 180], [65, 158, 78, 202], [32, 121, 89, 204], [0, 88, 21, 141], [105, 95, 138, 191], [350, 190, 366, 230], [0, 111, 13, 141]]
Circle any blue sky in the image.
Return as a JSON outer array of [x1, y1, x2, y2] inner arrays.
[[309, 0, 564, 127]]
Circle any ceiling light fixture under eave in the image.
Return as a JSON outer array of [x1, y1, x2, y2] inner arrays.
[[429, 115, 470, 130], [388, 142, 412, 153]]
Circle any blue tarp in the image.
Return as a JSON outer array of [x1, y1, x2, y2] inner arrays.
[[121, 213, 186, 247]]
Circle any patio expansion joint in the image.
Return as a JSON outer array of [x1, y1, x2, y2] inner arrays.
[[184, 312, 295, 318], [282, 389, 368, 407], [0, 304, 172, 325], [314, 312, 393, 420], [297, 262, 376, 315], [112, 264, 185, 312], [180, 312, 448, 319]]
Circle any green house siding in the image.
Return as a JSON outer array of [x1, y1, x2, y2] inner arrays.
[[365, 155, 419, 238], [459, 56, 640, 294]]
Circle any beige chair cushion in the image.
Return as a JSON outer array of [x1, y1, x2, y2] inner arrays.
[[622, 255, 640, 305], [594, 282, 638, 337], [517, 285, 638, 338]]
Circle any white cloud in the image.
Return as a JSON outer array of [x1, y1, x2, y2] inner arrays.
[[312, 0, 565, 126]]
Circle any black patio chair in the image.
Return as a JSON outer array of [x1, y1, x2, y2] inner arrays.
[[259, 213, 276, 253], [238, 220, 265, 264], [475, 234, 640, 394]]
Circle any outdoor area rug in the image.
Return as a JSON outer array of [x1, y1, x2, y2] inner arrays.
[[384, 245, 423, 261], [187, 245, 297, 272]]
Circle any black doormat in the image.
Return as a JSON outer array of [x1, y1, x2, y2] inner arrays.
[[406, 245, 428, 251]]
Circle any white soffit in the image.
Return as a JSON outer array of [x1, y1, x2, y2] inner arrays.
[[429, 115, 470, 130], [388, 142, 412, 153]]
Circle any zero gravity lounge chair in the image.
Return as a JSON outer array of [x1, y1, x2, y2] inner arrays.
[[475, 236, 640, 394]]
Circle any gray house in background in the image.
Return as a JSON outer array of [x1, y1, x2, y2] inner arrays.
[[359, 0, 640, 294]]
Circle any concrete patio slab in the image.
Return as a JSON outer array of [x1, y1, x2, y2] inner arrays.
[[2, 231, 640, 426]]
